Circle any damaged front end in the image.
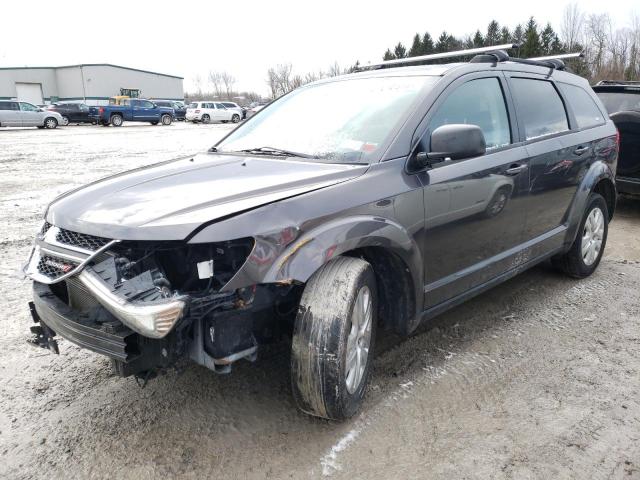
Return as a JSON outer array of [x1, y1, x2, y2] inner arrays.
[[24, 222, 295, 378]]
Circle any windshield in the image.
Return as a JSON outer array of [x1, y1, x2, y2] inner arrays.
[[596, 91, 640, 113], [216, 76, 438, 163]]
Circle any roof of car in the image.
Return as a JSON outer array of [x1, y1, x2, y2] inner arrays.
[[310, 60, 586, 87]]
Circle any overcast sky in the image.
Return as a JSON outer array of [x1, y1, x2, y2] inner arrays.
[[1, 0, 637, 96]]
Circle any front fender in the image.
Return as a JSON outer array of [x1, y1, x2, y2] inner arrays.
[[221, 215, 423, 307], [563, 160, 615, 249]]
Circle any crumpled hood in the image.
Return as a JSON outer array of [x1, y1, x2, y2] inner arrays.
[[47, 153, 367, 241]]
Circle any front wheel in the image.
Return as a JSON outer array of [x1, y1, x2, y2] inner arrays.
[[552, 192, 608, 278], [44, 117, 58, 129], [161, 114, 172, 126], [231, 114, 240, 123], [291, 257, 377, 420]]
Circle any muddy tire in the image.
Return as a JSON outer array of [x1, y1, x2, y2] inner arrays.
[[552, 192, 608, 278], [291, 256, 377, 420]]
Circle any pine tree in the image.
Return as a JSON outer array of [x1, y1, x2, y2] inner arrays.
[[383, 49, 395, 61], [500, 26, 511, 44], [512, 24, 525, 48], [394, 42, 407, 59], [485, 20, 500, 46], [422, 32, 435, 55], [409, 34, 422, 57], [540, 22, 555, 55], [472, 30, 484, 48], [521, 17, 542, 57]]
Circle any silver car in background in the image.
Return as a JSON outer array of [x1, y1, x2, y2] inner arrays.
[[0, 101, 64, 129]]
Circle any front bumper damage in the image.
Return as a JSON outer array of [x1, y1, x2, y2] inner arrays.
[[22, 223, 287, 379]]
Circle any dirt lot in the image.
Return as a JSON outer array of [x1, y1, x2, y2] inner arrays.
[[1, 123, 639, 480]]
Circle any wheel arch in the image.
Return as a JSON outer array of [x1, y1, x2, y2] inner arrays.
[[564, 160, 616, 249], [255, 216, 424, 335]]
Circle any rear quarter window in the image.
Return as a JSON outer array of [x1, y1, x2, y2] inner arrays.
[[559, 83, 605, 129], [510, 78, 569, 140]]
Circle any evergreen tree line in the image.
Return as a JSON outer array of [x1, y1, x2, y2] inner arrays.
[[382, 5, 640, 82]]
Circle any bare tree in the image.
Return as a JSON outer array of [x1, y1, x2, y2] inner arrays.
[[207, 71, 223, 98], [220, 72, 236, 99], [586, 13, 611, 78], [561, 3, 584, 51]]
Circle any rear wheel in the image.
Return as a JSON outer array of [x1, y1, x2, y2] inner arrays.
[[44, 117, 58, 129], [552, 192, 608, 278], [150, 121, 159, 125], [201, 114, 210, 124], [161, 114, 172, 126], [61, 116, 70, 126], [110, 114, 123, 127], [291, 257, 377, 420]]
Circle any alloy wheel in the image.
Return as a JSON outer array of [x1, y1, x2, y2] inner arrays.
[[582, 207, 605, 266], [345, 285, 373, 394]]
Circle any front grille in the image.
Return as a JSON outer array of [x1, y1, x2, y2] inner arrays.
[[37, 255, 79, 279], [41, 221, 52, 236], [55, 228, 110, 251]]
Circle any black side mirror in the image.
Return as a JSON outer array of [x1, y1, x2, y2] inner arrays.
[[426, 124, 486, 163]]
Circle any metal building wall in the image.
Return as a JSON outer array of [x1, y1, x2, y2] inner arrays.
[[0, 68, 59, 101]]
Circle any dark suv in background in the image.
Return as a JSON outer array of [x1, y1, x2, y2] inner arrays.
[[47, 103, 98, 126], [593, 81, 640, 195], [23, 47, 618, 420]]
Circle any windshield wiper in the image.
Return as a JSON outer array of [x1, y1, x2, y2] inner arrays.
[[236, 146, 317, 159]]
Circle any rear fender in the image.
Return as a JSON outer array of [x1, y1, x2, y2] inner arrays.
[[563, 160, 616, 249]]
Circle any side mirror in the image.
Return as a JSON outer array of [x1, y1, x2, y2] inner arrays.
[[426, 124, 486, 163]]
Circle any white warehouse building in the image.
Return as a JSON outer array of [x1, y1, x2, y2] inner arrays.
[[0, 64, 183, 106]]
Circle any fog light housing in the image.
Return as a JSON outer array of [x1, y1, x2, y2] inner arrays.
[[78, 269, 186, 339]]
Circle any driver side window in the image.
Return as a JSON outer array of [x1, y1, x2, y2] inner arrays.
[[429, 77, 511, 150]]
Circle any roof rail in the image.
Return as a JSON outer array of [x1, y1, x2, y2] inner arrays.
[[528, 52, 584, 61], [360, 43, 519, 70], [595, 80, 640, 86]]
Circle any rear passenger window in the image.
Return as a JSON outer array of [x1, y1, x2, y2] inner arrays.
[[429, 77, 511, 150], [510, 78, 569, 140], [558, 83, 605, 129]]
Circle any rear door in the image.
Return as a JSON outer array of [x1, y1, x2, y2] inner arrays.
[[417, 73, 531, 308], [0, 101, 22, 126], [507, 76, 606, 250]]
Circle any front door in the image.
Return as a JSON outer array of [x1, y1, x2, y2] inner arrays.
[[418, 74, 531, 308], [19, 102, 43, 127]]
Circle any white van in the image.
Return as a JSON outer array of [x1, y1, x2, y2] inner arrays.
[[185, 101, 241, 124], [0, 101, 64, 129]]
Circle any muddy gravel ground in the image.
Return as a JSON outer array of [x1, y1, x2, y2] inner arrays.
[[1, 123, 639, 480]]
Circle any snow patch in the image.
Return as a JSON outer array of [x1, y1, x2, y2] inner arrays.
[[320, 428, 361, 476]]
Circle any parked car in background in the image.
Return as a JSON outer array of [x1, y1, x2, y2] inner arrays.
[[94, 98, 174, 127], [24, 49, 618, 420], [0, 101, 63, 129], [48, 103, 98, 125], [245, 103, 266, 119], [186, 101, 241, 123], [154, 100, 186, 121], [593, 81, 640, 196]]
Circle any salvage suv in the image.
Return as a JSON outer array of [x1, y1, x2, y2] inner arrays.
[[23, 46, 618, 420]]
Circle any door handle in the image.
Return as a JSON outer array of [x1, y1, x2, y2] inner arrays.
[[573, 146, 590, 156], [505, 164, 528, 176]]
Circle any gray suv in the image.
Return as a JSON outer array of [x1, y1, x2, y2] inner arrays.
[[0, 101, 63, 128], [23, 48, 618, 420]]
